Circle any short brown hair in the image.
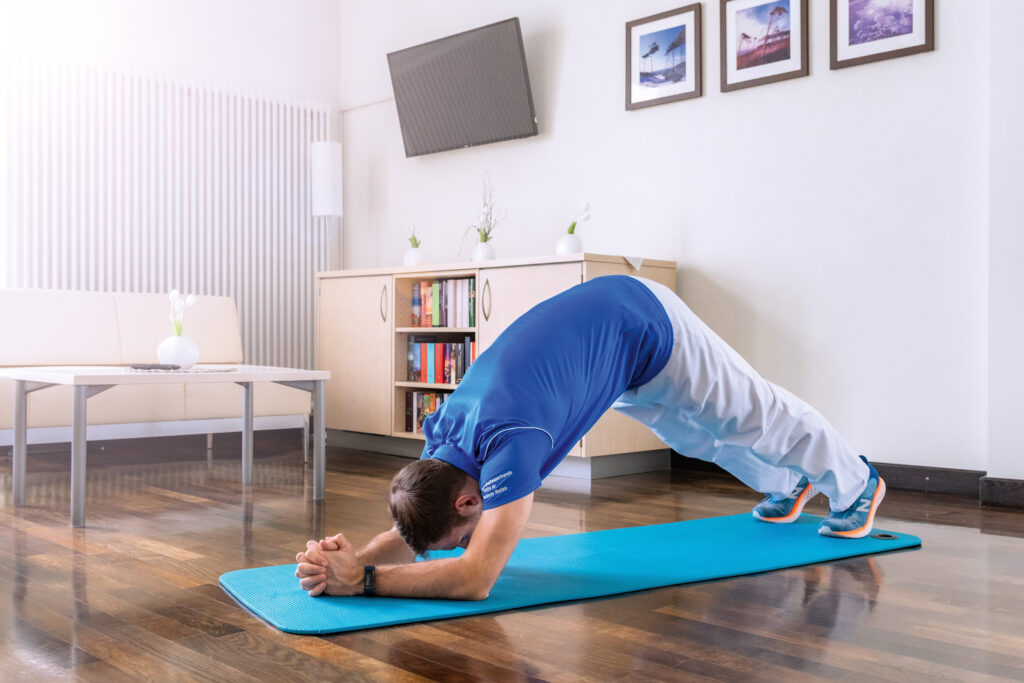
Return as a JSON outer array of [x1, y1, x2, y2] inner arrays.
[[388, 459, 469, 556]]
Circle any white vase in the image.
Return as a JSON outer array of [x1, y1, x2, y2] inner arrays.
[[555, 233, 583, 255], [157, 335, 199, 369], [402, 247, 425, 267], [471, 241, 495, 262]]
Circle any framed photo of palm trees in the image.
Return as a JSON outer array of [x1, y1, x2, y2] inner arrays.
[[626, 4, 703, 111], [720, 0, 809, 92], [831, 0, 934, 70]]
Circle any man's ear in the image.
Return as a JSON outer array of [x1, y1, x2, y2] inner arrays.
[[454, 490, 482, 518]]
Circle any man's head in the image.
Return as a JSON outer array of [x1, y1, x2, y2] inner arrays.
[[388, 459, 482, 556]]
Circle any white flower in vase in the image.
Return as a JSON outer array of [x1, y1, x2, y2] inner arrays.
[[556, 202, 589, 255], [158, 290, 199, 369], [403, 224, 425, 266], [462, 173, 505, 262]]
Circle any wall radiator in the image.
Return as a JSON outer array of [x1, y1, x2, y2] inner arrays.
[[3, 60, 334, 369]]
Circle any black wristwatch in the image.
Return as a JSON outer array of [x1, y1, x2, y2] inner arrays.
[[362, 565, 376, 597]]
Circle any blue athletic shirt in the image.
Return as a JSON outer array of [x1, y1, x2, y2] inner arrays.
[[421, 275, 673, 509]]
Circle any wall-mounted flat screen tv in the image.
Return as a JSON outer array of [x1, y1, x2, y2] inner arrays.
[[387, 18, 539, 158]]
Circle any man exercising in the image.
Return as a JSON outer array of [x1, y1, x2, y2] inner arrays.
[[295, 275, 885, 600]]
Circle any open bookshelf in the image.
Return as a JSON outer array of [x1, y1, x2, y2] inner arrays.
[[392, 271, 478, 440]]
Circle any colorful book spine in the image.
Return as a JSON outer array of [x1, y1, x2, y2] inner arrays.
[[431, 282, 440, 327], [442, 280, 448, 327], [403, 339, 411, 382], [407, 339, 415, 381], [444, 344, 451, 384], [461, 280, 466, 328], [434, 343, 443, 384], [438, 279, 446, 327], [452, 280, 460, 327], [411, 283, 421, 327], [469, 278, 476, 328], [442, 280, 450, 327], [427, 344, 435, 384], [421, 281, 432, 326], [461, 279, 468, 327], [448, 280, 454, 327], [455, 342, 463, 383]]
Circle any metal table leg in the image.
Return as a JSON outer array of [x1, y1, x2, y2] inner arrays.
[[70, 384, 112, 527], [70, 386, 88, 527], [239, 382, 254, 485], [302, 417, 310, 464], [313, 379, 325, 501], [13, 380, 55, 508], [13, 380, 27, 507], [275, 379, 327, 501]]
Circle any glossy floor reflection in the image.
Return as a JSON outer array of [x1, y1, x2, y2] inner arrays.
[[1, 430, 1022, 681]]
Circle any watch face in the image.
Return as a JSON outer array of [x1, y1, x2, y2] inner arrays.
[[363, 565, 375, 595]]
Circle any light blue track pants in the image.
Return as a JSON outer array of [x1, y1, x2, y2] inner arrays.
[[613, 278, 869, 512]]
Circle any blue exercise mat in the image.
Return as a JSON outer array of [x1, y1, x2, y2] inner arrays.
[[219, 513, 919, 635]]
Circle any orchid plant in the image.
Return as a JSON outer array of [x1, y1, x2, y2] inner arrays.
[[468, 173, 505, 244], [407, 224, 421, 249], [168, 289, 196, 336], [567, 202, 591, 235]]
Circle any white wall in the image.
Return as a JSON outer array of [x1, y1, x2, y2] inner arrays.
[[4, 0, 340, 105], [988, 0, 1024, 481], [338, 1, 995, 472]]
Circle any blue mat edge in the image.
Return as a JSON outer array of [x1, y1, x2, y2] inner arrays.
[[220, 514, 921, 635]]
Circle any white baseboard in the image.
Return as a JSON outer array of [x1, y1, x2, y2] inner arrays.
[[0, 415, 306, 447]]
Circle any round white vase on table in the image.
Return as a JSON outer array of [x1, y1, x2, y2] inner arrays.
[[402, 247, 425, 267], [471, 241, 495, 262], [555, 234, 583, 255], [157, 335, 199, 369]]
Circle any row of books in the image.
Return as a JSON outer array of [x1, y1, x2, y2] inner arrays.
[[405, 391, 446, 434], [407, 337, 476, 385], [411, 278, 475, 328]]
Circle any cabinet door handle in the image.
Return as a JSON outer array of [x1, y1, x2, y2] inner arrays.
[[380, 284, 388, 322], [482, 279, 492, 322]]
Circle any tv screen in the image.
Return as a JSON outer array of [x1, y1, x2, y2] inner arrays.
[[387, 18, 539, 158]]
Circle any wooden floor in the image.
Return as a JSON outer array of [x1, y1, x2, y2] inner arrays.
[[1, 430, 1023, 682]]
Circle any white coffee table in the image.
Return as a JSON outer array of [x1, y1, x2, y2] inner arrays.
[[4, 364, 330, 526]]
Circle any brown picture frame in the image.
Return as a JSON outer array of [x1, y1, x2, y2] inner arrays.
[[720, 0, 809, 93], [830, 0, 934, 70], [626, 4, 703, 111]]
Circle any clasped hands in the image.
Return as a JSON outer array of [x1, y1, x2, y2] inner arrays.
[[294, 532, 363, 597]]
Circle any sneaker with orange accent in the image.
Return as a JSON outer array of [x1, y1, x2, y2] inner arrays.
[[752, 476, 818, 523], [818, 456, 886, 539]]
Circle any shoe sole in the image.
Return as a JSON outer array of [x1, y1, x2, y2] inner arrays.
[[752, 484, 817, 524], [819, 477, 886, 539]]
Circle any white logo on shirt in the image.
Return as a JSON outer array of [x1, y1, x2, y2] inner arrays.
[[482, 470, 513, 500]]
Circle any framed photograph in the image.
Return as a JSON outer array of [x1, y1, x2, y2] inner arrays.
[[720, 0, 808, 92], [831, 0, 934, 70], [626, 4, 702, 111]]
